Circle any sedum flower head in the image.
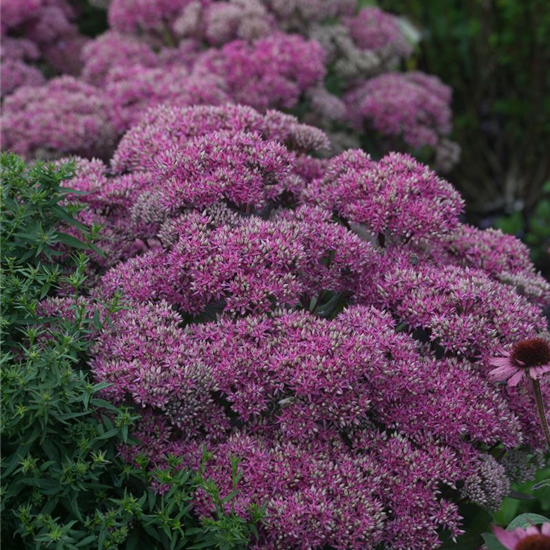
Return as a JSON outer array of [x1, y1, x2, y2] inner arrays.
[[1, 77, 116, 160], [345, 72, 453, 149], [193, 33, 327, 111], [303, 149, 464, 241]]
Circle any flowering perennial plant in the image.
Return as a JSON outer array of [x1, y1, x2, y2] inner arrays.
[[0, 0, 458, 168], [46, 104, 550, 550], [0, 0, 87, 97], [345, 72, 453, 150], [1, 77, 116, 160]]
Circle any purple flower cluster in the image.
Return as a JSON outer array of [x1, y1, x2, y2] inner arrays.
[[80, 31, 159, 86], [111, 104, 329, 174], [43, 104, 547, 549], [0, 0, 458, 167], [105, 65, 229, 133], [345, 72, 454, 150], [1, 78, 116, 159], [310, 6, 412, 81], [0, 0, 87, 97], [343, 7, 412, 60], [2, 0, 547, 543], [193, 33, 327, 111], [92, 298, 532, 548], [1, 59, 45, 98], [108, 0, 207, 38], [303, 149, 464, 240], [375, 262, 545, 358], [439, 225, 550, 305]]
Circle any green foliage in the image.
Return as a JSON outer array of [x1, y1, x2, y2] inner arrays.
[[506, 512, 550, 530], [379, 0, 550, 218], [0, 154, 262, 549], [72, 0, 109, 37], [493, 465, 550, 526], [478, 467, 550, 550], [482, 533, 507, 550], [439, 504, 492, 550], [0, 152, 102, 349], [494, 180, 550, 276]]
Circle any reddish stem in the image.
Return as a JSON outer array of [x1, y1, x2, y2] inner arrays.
[[532, 378, 550, 451]]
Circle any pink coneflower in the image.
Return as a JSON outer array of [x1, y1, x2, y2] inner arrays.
[[489, 337, 550, 450], [489, 337, 550, 387], [493, 523, 550, 549]]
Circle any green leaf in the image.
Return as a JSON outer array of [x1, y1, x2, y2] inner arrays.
[[508, 490, 535, 501], [188, 539, 216, 549], [55, 232, 92, 251], [482, 533, 507, 550], [439, 504, 492, 549], [96, 428, 120, 440], [507, 513, 550, 530], [533, 479, 550, 491]]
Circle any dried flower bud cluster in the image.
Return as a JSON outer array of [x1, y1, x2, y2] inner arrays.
[[36, 104, 548, 550]]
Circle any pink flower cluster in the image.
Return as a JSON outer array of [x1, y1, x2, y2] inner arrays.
[[108, 0, 207, 38], [303, 149, 464, 240], [375, 262, 545, 358], [0, 0, 458, 167], [1, 59, 45, 98], [1, 77, 116, 160], [193, 34, 327, 111], [1, 30, 325, 159], [345, 72, 454, 150], [440, 224, 550, 306], [343, 7, 412, 60], [111, 103, 329, 174], [42, 104, 546, 550], [0, 0, 87, 98], [80, 31, 159, 86]]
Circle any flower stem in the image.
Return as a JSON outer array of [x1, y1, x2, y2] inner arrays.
[[532, 378, 550, 451]]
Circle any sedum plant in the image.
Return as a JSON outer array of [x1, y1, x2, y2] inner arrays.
[[49, 105, 550, 550], [0, 0, 88, 99]]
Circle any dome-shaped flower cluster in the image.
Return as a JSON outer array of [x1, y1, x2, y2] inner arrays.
[[1, 77, 116, 160], [345, 72, 453, 150], [42, 104, 549, 550], [0, 0, 87, 98]]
